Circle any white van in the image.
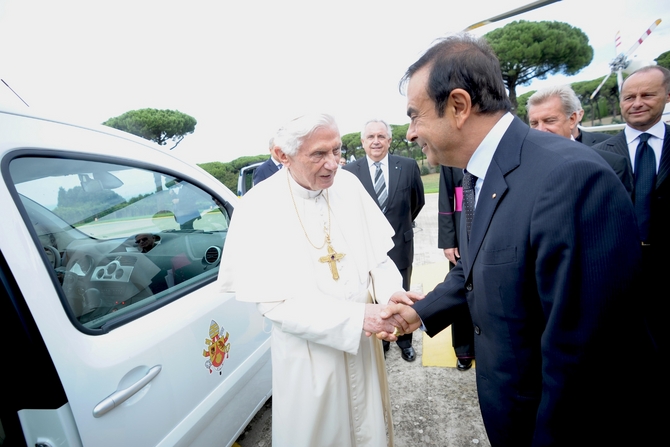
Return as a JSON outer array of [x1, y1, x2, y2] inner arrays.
[[0, 108, 271, 447]]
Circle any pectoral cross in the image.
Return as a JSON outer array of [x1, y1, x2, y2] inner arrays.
[[319, 240, 345, 280]]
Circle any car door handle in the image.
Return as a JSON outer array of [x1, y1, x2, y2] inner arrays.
[[93, 365, 162, 418]]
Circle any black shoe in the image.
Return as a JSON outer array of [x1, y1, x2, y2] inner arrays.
[[400, 346, 416, 362], [456, 358, 473, 371]]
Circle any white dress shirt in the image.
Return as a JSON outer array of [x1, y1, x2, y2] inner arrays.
[[624, 120, 665, 173]]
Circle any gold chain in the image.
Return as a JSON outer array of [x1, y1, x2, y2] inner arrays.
[[287, 169, 332, 250]]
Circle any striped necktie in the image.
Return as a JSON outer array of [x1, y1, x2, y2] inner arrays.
[[373, 161, 387, 212]]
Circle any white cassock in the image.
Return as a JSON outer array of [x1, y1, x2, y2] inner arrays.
[[218, 168, 403, 447]]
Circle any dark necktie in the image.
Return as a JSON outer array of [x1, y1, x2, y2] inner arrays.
[[462, 171, 477, 240], [634, 133, 655, 241], [277, 163, 283, 169], [373, 162, 387, 212]]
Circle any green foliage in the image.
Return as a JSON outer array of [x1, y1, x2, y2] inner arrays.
[[390, 123, 421, 158], [572, 75, 621, 123], [198, 155, 268, 191], [103, 108, 197, 150], [198, 161, 236, 192], [230, 155, 269, 171], [484, 20, 593, 112], [515, 90, 536, 122], [53, 186, 126, 224], [341, 132, 362, 160], [655, 50, 670, 70]]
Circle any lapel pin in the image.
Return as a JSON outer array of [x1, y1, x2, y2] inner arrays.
[[492, 193, 497, 199]]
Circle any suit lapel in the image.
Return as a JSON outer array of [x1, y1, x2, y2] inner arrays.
[[465, 163, 508, 277], [606, 132, 630, 159], [356, 157, 377, 201], [656, 123, 670, 188], [601, 132, 633, 177], [387, 155, 401, 207], [463, 118, 522, 277]]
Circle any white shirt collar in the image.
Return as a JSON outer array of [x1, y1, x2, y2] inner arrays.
[[366, 154, 389, 169], [466, 112, 515, 180], [624, 120, 666, 144]]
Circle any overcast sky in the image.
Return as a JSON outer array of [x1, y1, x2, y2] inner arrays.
[[1, 0, 668, 165]]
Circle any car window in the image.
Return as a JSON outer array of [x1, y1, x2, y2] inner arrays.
[[8, 156, 230, 331]]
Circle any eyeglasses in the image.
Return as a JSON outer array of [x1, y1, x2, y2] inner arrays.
[[135, 237, 149, 244]]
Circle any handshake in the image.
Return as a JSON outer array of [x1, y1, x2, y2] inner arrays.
[[364, 290, 424, 341]]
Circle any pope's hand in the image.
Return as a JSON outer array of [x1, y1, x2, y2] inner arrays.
[[376, 303, 422, 341], [363, 304, 405, 337]]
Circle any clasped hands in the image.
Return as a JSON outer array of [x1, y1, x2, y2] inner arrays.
[[363, 290, 423, 342]]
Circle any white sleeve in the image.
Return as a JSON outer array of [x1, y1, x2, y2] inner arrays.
[[258, 297, 366, 355], [369, 256, 404, 305]]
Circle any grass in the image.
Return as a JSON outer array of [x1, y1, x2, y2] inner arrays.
[[421, 172, 440, 194]]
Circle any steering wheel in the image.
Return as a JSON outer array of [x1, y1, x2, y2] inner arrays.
[[43, 245, 61, 269]]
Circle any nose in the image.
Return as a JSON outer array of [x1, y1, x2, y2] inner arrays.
[[324, 152, 339, 170], [406, 123, 417, 142], [632, 95, 645, 107]]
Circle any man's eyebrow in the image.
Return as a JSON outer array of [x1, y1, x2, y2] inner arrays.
[[406, 107, 416, 118]]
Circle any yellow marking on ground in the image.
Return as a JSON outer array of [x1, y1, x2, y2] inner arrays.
[[422, 326, 457, 367], [411, 261, 450, 295], [411, 261, 474, 368]]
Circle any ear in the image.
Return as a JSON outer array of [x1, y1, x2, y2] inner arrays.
[[448, 88, 472, 129], [272, 146, 290, 165], [567, 111, 579, 130]]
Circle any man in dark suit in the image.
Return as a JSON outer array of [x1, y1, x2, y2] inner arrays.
[[252, 138, 283, 185], [381, 35, 657, 446], [574, 125, 612, 146], [344, 119, 424, 362], [593, 65, 670, 354], [437, 165, 475, 371], [572, 107, 613, 146], [527, 84, 633, 194]]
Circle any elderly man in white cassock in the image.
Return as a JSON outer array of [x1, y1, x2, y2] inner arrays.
[[218, 113, 421, 447]]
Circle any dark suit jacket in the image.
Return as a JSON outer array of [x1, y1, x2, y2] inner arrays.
[[593, 123, 670, 251], [413, 118, 655, 446], [591, 146, 633, 195], [252, 158, 280, 185], [576, 129, 612, 147], [343, 154, 424, 286], [576, 129, 633, 193], [593, 124, 669, 354]]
